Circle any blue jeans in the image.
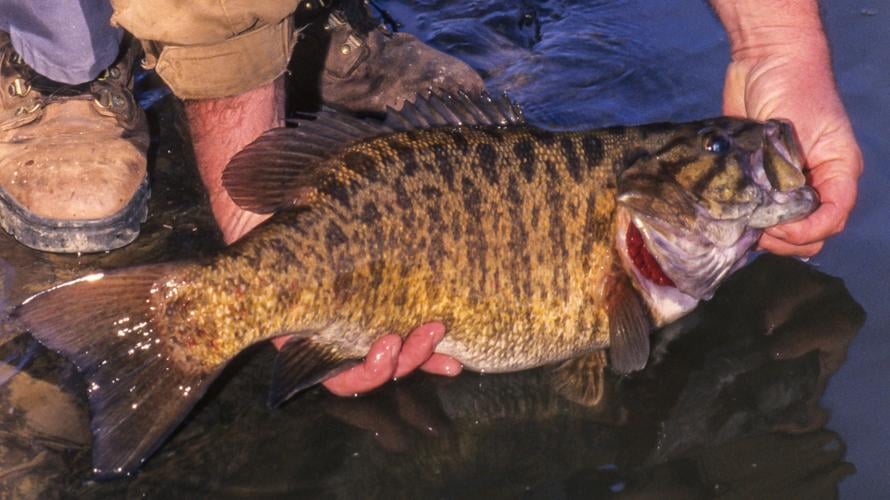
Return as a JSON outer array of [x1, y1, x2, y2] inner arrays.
[[0, 0, 121, 84]]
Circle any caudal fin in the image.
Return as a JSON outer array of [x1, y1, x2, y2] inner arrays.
[[13, 263, 226, 478]]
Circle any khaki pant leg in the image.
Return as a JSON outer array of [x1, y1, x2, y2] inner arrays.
[[110, 0, 302, 98]]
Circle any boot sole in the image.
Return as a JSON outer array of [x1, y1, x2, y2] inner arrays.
[[0, 176, 150, 253]]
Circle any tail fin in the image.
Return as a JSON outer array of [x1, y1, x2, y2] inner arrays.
[[13, 263, 225, 478]]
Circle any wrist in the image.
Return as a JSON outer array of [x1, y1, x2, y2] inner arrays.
[[711, 0, 828, 62]]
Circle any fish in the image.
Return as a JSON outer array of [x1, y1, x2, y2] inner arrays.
[[11, 92, 818, 476]]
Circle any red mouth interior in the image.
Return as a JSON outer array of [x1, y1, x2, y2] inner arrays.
[[626, 223, 675, 287]]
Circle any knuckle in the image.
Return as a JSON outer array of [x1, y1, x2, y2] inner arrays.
[[832, 219, 847, 235], [803, 242, 824, 258]]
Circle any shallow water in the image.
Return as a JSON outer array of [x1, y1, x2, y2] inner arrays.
[[1, 0, 887, 497]]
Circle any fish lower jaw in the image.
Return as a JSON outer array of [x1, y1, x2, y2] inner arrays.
[[615, 210, 699, 326]]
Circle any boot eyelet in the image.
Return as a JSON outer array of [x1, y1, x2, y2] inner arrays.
[[93, 88, 112, 108], [7, 78, 31, 97], [15, 103, 39, 115]]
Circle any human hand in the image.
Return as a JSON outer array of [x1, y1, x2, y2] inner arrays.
[[718, 15, 862, 256], [271, 322, 463, 396]]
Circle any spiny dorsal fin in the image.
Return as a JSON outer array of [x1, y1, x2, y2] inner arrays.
[[222, 111, 393, 214], [222, 90, 525, 214], [383, 90, 525, 130]]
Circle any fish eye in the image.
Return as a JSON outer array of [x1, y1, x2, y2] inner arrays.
[[703, 133, 732, 155]]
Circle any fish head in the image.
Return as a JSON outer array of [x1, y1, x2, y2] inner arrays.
[[615, 117, 818, 323]]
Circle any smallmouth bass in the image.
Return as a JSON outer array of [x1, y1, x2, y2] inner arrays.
[[13, 92, 817, 476]]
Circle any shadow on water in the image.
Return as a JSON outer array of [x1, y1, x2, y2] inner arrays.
[[0, 0, 878, 497]]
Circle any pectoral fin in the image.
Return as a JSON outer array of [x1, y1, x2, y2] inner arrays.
[[268, 336, 361, 408], [607, 274, 653, 374]]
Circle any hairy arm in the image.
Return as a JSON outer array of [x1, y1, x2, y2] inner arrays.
[[710, 0, 862, 256]]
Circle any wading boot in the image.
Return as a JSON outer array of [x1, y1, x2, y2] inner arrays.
[[0, 33, 149, 253], [288, 0, 485, 114]]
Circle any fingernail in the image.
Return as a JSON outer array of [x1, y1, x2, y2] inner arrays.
[[429, 327, 445, 344], [441, 361, 463, 376], [769, 228, 788, 239]]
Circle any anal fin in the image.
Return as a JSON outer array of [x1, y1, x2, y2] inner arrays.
[[269, 336, 360, 408], [607, 274, 653, 374], [552, 350, 608, 407]]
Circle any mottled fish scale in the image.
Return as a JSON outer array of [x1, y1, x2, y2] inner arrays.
[[160, 127, 619, 371]]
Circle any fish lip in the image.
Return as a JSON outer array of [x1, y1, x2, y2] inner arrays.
[[765, 119, 804, 173], [749, 185, 819, 228], [748, 120, 819, 228]]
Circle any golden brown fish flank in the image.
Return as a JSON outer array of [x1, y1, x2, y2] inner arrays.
[[166, 126, 621, 370]]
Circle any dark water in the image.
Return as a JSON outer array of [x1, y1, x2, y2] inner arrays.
[[1, 0, 887, 497]]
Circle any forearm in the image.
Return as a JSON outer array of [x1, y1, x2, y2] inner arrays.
[[709, 0, 829, 61]]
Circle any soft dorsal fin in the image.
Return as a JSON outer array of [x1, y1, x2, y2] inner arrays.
[[221, 91, 524, 214], [383, 90, 524, 129]]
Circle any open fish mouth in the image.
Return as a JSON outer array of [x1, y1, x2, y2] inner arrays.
[[748, 119, 819, 228]]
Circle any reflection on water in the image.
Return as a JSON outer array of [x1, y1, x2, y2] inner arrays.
[[0, 0, 873, 497]]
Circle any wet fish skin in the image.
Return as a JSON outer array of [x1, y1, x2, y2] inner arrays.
[[13, 93, 817, 476], [166, 125, 621, 373], [169, 119, 780, 367], [180, 116, 812, 370]]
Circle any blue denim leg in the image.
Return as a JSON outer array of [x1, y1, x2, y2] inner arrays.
[[0, 0, 122, 84]]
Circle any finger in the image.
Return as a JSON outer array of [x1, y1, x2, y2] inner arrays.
[[765, 161, 859, 246], [757, 232, 823, 257], [419, 353, 463, 377], [764, 201, 845, 248], [394, 322, 446, 379], [322, 334, 401, 396]]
